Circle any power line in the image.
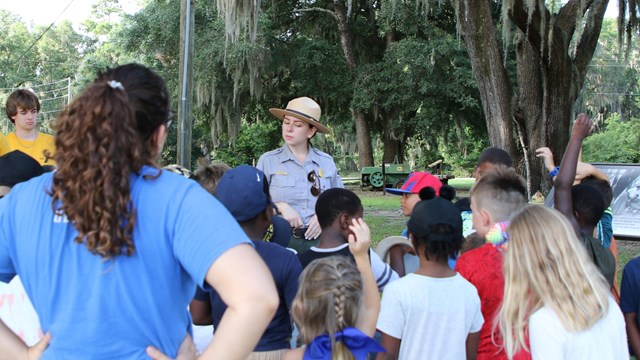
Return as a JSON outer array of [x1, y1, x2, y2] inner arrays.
[[40, 95, 69, 102], [585, 92, 640, 96], [0, 77, 71, 91], [33, 86, 72, 95], [11, 0, 76, 69]]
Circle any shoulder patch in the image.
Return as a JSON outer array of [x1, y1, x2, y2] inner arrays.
[[311, 147, 332, 159], [262, 147, 284, 157]]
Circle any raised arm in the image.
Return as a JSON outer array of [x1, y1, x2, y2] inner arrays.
[[554, 114, 593, 234], [348, 218, 380, 337]]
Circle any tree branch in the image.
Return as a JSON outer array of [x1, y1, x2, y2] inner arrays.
[[508, 0, 551, 55], [557, 0, 596, 37], [574, 0, 608, 75], [291, 7, 338, 21]]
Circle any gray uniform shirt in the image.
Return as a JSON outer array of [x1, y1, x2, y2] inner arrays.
[[257, 144, 343, 226]]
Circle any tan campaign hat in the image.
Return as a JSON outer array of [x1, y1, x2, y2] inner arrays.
[[269, 97, 330, 134]]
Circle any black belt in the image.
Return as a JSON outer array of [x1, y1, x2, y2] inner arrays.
[[292, 227, 309, 239]]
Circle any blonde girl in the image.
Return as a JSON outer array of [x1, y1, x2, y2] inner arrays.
[[498, 205, 627, 360], [284, 218, 385, 360]]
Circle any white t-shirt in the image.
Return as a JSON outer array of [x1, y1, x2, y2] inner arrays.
[[529, 296, 629, 360], [376, 273, 484, 360]]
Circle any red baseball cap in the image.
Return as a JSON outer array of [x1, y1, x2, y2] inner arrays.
[[385, 172, 442, 196]]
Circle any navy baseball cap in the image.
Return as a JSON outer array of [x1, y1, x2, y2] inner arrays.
[[215, 165, 275, 222]]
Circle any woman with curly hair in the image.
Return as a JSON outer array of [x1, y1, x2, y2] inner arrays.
[[0, 64, 278, 359], [498, 205, 627, 360]]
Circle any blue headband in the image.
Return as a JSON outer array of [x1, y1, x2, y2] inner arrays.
[[303, 327, 386, 360]]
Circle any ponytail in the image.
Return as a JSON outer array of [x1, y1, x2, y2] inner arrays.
[[51, 64, 170, 258]]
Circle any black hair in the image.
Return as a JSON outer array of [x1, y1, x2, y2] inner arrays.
[[477, 147, 513, 167], [419, 185, 456, 201], [412, 224, 463, 262], [581, 177, 613, 207], [572, 184, 605, 228], [98, 64, 171, 141], [315, 188, 362, 229]]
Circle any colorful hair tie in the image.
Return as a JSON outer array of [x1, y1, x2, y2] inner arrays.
[[485, 221, 510, 250]]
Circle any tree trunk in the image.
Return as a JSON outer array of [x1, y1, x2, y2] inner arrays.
[[454, 0, 521, 166], [508, 0, 610, 194], [453, 0, 609, 195], [453, 112, 467, 157], [514, 30, 547, 193], [334, 1, 374, 168]]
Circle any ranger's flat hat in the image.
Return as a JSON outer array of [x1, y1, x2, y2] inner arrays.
[[269, 97, 330, 134]]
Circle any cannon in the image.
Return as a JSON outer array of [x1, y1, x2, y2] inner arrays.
[[360, 163, 412, 189]]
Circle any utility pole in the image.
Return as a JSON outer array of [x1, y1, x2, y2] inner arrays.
[[178, 0, 195, 168]]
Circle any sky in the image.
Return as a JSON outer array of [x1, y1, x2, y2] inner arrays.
[[0, 0, 623, 27], [0, 0, 141, 27]]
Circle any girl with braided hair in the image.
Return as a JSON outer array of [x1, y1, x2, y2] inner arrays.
[[284, 218, 385, 360], [0, 64, 278, 359]]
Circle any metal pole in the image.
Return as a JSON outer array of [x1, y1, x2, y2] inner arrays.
[[178, 0, 194, 167], [67, 77, 71, 105]]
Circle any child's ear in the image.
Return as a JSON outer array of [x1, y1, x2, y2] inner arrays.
[[339, 212, 351, 230], [479, 209, 493, 230], [261, 207, 273, 222]]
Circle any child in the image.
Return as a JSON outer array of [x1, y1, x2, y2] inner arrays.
[[455, 147, 514, 241], [297, 188, 398, 290], [454, 165, 529, 360], [284, 218, 385, 360], [4, 89, 55, 165], [191, 161, 292, 249], [191, 165, 302, 359], [384, 172, 457, 275], [376, 192, 483, 359], [554, 114, 616, 287], [620, 256, 640, 358], [536, 146, 614, 248], [499, 205, 628, 359]]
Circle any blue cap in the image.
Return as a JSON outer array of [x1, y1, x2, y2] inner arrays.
[[215, 165, 275, 222]]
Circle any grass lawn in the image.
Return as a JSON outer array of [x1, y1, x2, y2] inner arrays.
[[358, 190, 406, 247]]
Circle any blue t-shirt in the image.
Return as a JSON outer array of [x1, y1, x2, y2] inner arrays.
[[0, 167, 251, 359], [196, 240, 301, 351], [621, 257, 640, 343]]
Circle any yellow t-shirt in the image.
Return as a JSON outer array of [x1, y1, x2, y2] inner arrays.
[[0, 133, 9, 157], [6, 132, 56, 166]]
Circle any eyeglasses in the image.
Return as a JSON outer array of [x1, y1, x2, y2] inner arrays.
[[165, 111, 175, 129], [308, 170, 321, 197]]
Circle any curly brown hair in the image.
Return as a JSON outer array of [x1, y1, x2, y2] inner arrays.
[[50, 64, 170, 258]]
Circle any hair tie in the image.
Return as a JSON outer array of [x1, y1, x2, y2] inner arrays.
[[486, 221, 510, 251], [303, 327, 386, 360], [107, 80, 125, 91]]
